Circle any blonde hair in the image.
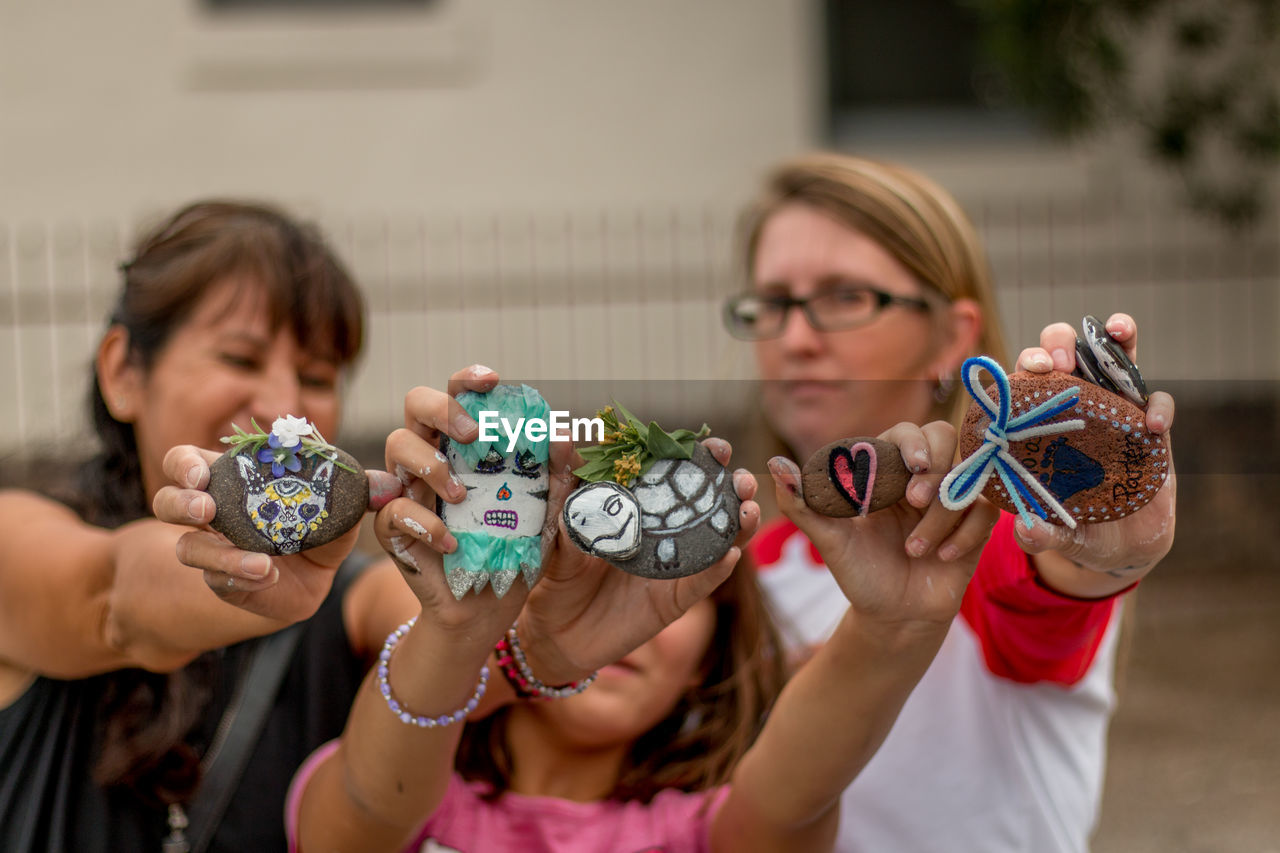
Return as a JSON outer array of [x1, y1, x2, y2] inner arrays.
[[740, 152, 1009, 424]]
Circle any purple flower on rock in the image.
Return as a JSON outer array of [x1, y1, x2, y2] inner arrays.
[[259, 434, 304, 477], [221, 413, 355, 477]]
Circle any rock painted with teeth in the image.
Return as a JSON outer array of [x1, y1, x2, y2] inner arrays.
[[801, 437, 909, 518], [437, 384, 551, 600], [958, 370, 1170, 525], [564, 443, 739, 579]]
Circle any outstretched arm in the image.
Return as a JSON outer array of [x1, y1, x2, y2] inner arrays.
[[712, 422, 999, 852], [1014, 313, 1176, 598], [0, 466, 390, 680]]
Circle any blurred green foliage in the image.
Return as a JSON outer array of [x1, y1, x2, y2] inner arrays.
[[966, 0, 1280, 227]]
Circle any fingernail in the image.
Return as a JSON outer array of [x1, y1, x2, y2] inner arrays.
[[1028, 352, 1052, 371], [452, 411, 477, 436], [767, 458, 801, 497], [369, 475, 402, 505], [938, 544, 958, 561], [907, 537, 929, 557], [1149, 412, 1167, 432], [241, 554, 271, 580], [188, 494, 211, 522], [911, 450, 929, 473], [448, 472, 467, 500], [1105, 318, 1126, 337], [1051, 348, 1070, 371], [441, 532, 458, 553], [471, 364, 494, 378], [184, 464, 202, 489], [910, 481, 933, 505]]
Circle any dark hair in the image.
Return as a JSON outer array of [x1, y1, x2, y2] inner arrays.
[[456, 561, 788, 803], [76, 200, 364, 804]]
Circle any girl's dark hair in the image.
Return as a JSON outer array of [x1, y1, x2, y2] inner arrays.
[[456, 560, 788, 803], [74, 200, 364, 805]]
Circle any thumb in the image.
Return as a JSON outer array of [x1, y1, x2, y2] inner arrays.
[[366, 469, 404, 512], [1013, 516, 1079, 557]]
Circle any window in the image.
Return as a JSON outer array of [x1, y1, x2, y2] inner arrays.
[[826, 0, 1036, 144]]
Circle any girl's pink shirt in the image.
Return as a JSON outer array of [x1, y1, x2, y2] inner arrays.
[[287, 740, 729, 853]]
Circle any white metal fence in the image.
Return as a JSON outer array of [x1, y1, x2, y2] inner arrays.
[[2, 194, 1277, 458]]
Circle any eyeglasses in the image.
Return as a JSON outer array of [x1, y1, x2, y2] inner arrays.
[[722, 285, 932, 341]]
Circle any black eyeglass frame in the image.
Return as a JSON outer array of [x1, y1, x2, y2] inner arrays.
[[722, 286, 933, 341]]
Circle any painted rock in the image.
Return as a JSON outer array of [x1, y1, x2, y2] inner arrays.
[[563, 443, 739, 579], [208, 447, 368, 555], [958, 371, 1170, 525], [801, 437, 910, 517], [1074, 314, 1149, 407], [437, 384, 551, 600]]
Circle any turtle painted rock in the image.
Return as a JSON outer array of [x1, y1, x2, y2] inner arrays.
[[564, 443, 739, 579]]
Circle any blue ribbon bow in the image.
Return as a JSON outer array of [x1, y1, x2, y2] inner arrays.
[[939, 356, 1085, 529]]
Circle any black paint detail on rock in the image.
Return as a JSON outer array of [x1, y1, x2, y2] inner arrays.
[[208, 447, 367, 555]]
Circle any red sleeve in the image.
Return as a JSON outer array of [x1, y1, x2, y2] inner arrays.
[[959, 513, 1130, 686]]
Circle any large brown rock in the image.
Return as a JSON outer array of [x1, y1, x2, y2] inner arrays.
[[802, 437, 910, 517], [957, 370, 1169, 525]]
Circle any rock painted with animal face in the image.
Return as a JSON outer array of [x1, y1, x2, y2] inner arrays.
[[207, 417, 368, 556]]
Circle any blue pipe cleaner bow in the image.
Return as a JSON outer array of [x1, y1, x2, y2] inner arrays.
[[938, 356, 1086, 529]]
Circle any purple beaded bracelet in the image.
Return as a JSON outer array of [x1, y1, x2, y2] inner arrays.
[[377, 616, 489, 728]]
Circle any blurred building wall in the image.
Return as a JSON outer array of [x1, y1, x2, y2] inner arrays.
[[0, 0, 1276, 457]]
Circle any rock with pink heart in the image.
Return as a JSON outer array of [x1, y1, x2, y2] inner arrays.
[[801, 437, 910, 518]]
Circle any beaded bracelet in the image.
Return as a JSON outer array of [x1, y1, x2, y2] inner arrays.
[[494, 622, 598, 700], [378, 617, 489, 728]]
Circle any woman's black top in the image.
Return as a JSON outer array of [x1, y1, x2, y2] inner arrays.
[[0, 558, 370, 853]]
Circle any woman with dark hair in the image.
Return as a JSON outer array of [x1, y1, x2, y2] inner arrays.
[[0, 199, 764, 852], [0, 200, 408, 852]]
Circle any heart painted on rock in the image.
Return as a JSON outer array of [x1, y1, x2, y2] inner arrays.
[[829, 441, 877, 517], [802, 436, 909, 518]]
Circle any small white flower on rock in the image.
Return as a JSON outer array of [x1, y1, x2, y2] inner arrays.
[[271, 415, 314, 448]]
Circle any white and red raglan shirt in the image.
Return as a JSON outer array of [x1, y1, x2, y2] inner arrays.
[[751, 512, 1126, 853]]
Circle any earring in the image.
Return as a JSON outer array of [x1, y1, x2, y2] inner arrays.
[[933, 372, 955, 404]]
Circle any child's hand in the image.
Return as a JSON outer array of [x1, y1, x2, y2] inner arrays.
[[514, 437, 760, 686], [769, 421, 998, 633], [374, 366, 527, 640], [1013, 314, 1176, 591], [152, 444, 402, 624]]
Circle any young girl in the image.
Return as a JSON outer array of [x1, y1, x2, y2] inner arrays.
[[288, 417, 999, 852]]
